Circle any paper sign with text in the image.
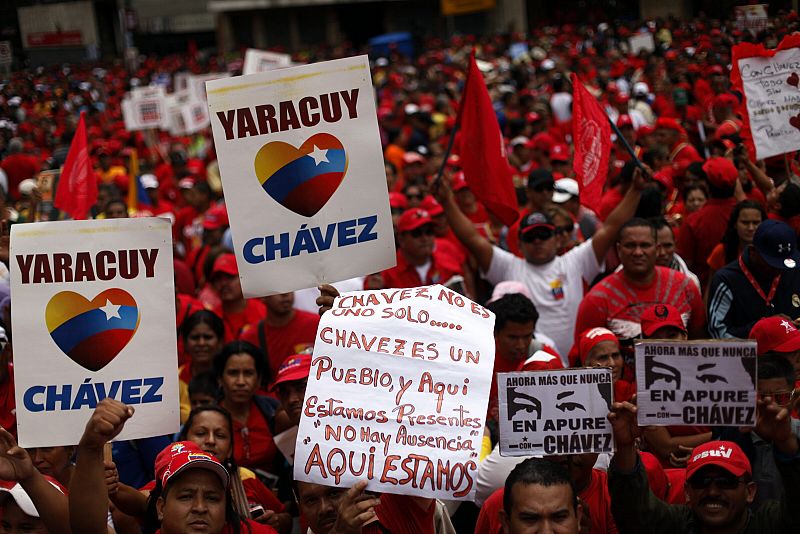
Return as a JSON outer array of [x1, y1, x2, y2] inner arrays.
[[738, 46, 800, 159], [498, 368, 614, 457], [122, 86, 169, 131], [735, 5, 768, 34], [11, 218, 180, 447], [628, 33, 655, 54], [207, 55, 395, 296], [294, 286, 495, 500], [635, 340, 757, 427], [243, 49, 294, 75]]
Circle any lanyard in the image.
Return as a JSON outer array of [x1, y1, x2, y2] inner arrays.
[[739, 255, 781, 307]]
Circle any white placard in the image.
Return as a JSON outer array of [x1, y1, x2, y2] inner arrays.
[[498, 368, 614, 456], [243, 49, 293, 75], [189, 72, 230, 102], [207, 55, 395, 297], [294, 286, 495, 500], [122, 86, 169, 131], [629, 33, 655, 54], [11, 218, 180, 447], [739, 47, 800, 159], [735, 4, 769, 34], [635, 340, 757, 427]]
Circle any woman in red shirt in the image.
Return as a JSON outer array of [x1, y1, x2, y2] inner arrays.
[[214, 342, 279, 474]]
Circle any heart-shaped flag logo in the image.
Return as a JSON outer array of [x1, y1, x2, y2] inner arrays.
[[790, 114, 800, 131], [253, 133, 348, 217], [45, 289, 140, 371], [788, 72, 799, 88]]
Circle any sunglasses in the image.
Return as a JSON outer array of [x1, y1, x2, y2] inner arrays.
[[554, 224, 574, 235], [406, 193, 424, 199], [758, 389, 796, 407], [521, 228, 554, 242], [409, 226, 434, 238], [687, 475, 744, 490], [533, 183, 555, 193]]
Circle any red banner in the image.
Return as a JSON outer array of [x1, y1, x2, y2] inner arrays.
[[571, 73, 611, 208]]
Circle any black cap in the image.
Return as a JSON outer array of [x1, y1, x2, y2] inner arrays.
[[519, 212, 555, 236], [527, 168, 555, 190], [753, 219, 800, 270]]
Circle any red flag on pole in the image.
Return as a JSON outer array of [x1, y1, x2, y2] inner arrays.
[[456, 53, 519, 226], [55, 112, 96, 220], [571, 73, 611, 208]]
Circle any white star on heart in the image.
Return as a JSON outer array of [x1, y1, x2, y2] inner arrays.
[[307, 145, 329, 166], [780, 319, 795, 333], [99, 299, 121, 320]]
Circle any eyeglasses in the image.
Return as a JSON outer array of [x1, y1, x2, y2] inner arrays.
[[687, 475, 744, 490], [533, 183, 555, 193], [409, 226, 434, 238], [758, 389, 796, 407], [521, 228, 554, 242], [554, 224, 574, 235]]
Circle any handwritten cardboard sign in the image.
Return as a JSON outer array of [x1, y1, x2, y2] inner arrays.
[[11, 218, 180, 447], [498, 368, 614, 457], [738, 46, 800, 159], [206, 55, 395, 297], [635, 340, 757, 427], [293, 285, 495, 500]]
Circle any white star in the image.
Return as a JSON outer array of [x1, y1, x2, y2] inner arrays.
[[781, 319, 794, 333], [99, 299, 121, 321], [307, 145, 329, 166]]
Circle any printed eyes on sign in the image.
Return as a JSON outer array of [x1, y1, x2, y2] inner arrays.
[[697, 374, 728, 384], [555, 402, 586, 413]]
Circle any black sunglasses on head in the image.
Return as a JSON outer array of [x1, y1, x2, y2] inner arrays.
[[687, 475, 744, 490]]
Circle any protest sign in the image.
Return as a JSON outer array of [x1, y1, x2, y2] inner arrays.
[[629, 32, 655, 54], [206, 55, 395, 296], [498, 368, 614, 457], [635, 340, 757, 427], [122, 86, 169, 131], [11, 218, 180, 447], [188, 72, 230, 102], [735, 4, 768, 34], [243, 49, 293, 75], [731, 35, 800, 160], [294, 285, 495, 500], [166, 90, 210, 136]]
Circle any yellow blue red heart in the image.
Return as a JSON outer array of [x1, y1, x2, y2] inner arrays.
[[45, 289, 140, 371], [254, 133, 348, 217]]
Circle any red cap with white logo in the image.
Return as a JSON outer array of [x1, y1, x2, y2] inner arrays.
[[686, 441, 751, 480]]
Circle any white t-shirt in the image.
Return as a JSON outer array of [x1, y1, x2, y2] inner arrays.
[[485, 240, 602, 359], [550, 92, 573, 123]]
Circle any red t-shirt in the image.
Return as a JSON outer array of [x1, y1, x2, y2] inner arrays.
[[574, 266, 706, 342], [374, 493, 436, 534], [676, 197, 736, 285], [0, 363, 16, 438], [156, 519, 277, 534], [241, 470, 284, 513], [229, 400, 276, 471], [476, 469, 617, 534], [1, 154, 39, 200], [240, 310, 320, 379], [377, 250, 463, 290], [597, 187, 625, 222], [214, 299, 267, 342]]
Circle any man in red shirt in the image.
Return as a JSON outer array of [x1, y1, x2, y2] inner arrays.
[[210, 254, 266, 341], [575, 218, 706, 345], [0, 139, 39, 201], [374, 208, 462, 289], [654, 117, 702, 172], [712, 93, 742, 140], [240, 292, 319, 379], [677, 156, 738, 285]]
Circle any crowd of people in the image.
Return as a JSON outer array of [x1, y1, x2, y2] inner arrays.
[[0, 7, 799, 534]]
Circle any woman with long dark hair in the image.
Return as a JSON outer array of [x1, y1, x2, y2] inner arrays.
[[179, 310, 225, 421], [706, 200, 766, 278]]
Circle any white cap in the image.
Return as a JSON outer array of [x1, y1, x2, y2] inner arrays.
[[487, 280, 533, 304], [404, 103, 420, 115], [633, 82, 650, 96], [510, 136, 529, 147], [540, 59, 556, 71], [375, 57, 389, 67], [553, 178, 579, 203], [18, 178, 37, 196], [0, 479, 64, 518], [140, 173, 159, 189]]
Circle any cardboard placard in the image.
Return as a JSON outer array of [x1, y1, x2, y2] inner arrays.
[[635, 340, 757, 427], [243, 49, 293, 75], [11, 218, 180, 447], [498, 368, 614, 456], [293, 286, 495, 500], [206, 55, 395, 296]]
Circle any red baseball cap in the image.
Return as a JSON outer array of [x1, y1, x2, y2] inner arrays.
[[212, 253, 239, 277], [686, 441, 751, 480], [178, 177, 196, 189], [550, 143, 570, 162], [272, 353, 312, 390], [616, 114, 634, 128], [389, 192, 408, 210], [749, 316, 800, 355], [578, 327, 619, 363], [640, 304, 687, 337], [0, 476, 65, 517], [712, 93, 739, 110], [517, 350, 564, 372], [451, 172, 469, 192], [655, 117, 686, 135], [419, 195, 444, 217], [155, 441, 229, 489], [397, 208, 432, 232], [702, 156, 738, 188], [203, 204, 229, 230]]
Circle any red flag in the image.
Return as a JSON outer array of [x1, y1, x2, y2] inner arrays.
[[55, 112, 96, 220], [456, 53, 518, 226], [571, 73, 611, 207]]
